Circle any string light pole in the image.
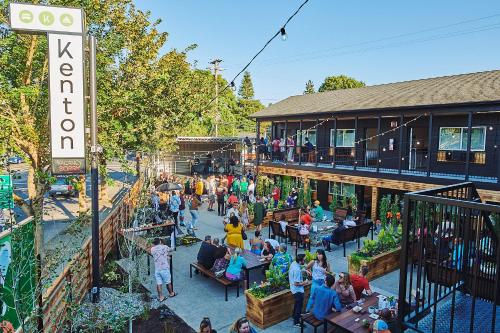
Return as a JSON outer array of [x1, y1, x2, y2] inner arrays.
[[209, 59, 223, 136]]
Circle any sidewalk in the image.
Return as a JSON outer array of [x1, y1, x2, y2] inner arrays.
[[124, 204, 401, 332]]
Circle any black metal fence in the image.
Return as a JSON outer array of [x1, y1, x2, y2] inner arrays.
[[398, 182, 500, 333]]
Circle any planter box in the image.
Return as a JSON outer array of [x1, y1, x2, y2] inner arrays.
[[348, 248, 401, 280], [245, 283, 311, 329]]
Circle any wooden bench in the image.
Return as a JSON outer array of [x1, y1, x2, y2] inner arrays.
[[300, 313, 324, 333], [326, 226, 358, 257], [334, 208, 348, 223], [356, 221, 373, 248], [189, 262, 240, 301], [287, 225, 311, 256], [270, 220, 288, 243], [268, 207, 300, 237]]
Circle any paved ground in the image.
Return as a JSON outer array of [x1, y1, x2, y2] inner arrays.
[[120, 205, 403, 332]]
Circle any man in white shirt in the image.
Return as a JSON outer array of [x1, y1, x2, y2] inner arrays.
[[265, 238, 280, 250], [226, 202, 241, 219], [343, 219, 357, 227], [150, 238, 176, 301]]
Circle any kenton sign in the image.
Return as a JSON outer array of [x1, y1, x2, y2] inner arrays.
[[9, 3, 86, 174]]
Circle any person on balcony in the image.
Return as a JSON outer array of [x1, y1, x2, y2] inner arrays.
[[303, 137, 315, 163], [272, 137, 281, 161], [287, 136, 295, 162], [279, 137, 286, 162]]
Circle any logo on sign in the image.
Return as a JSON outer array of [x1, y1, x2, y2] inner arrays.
[[19, 10, 33, 23], [60, 13, 73, 27], [39, 11, 55, 26]]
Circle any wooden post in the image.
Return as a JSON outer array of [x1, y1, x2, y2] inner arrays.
[[315, 118, 319, 166], [371, 186, 379, 220], [398, 114, 404, 174], [354, 116, 358, 170], [332, 117, 337, 168], [427, 113, 433, 177], [299, 120, 303, 165], [377, 116, 381, 172], [465, 112, 473, 181]]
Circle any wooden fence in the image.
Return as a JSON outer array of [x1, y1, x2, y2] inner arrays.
[[42, 179, 142, 332]]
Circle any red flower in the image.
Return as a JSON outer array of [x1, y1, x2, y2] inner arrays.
[[396, 212, 401, 219], [1, 321, 15, 333], [387, 212, 393, 219]]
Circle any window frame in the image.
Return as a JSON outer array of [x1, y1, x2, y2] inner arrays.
[[296, 129, 317, 146], [438, 126, 486, 152], [330, 129, 356, 147], [328, 181, 355, 196]]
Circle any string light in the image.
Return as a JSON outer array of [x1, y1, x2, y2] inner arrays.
[[280, 27, 288, 41]]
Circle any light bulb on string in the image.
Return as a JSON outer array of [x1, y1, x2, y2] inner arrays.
[[230, 81, 236, 91], [280, 27, 288, 41]]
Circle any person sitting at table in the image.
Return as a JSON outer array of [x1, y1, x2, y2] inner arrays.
[[279, 214, 288, 233], [224, 215, 245, 249], [306, 274, 342, 321], [343, 217, 357, 227], [199, 317, 217, 333], [371, 319, 391, 333], [197, 235, 217, 270], [333, 272, 357, 304], [264, 237, 280, 250], [300, 208, 313, 226], [225, 247, 247, 288], [298, 220, 310, 246], [249, 230, 264, 255], [261, 241, 275, 261], [271, 243, 293, 273], [351, 266, 373, 299], [312, 200, 324, 222], [322, 221, 347, 252]]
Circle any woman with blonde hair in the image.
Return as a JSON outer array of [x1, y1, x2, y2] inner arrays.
[[333, 272, 357, 304], [225, 247, 247, 288]]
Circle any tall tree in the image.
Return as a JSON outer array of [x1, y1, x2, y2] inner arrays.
[[238, 71, 255, 100], [318, 75, 365, 92], [304, 80, 315, 94]]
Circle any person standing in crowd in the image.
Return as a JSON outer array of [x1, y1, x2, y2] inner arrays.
[[207, 175, 216, 212], [305, 249, 331, 310], [216, 186, 226, 216], [178, 190, 186, 227], [199, 317, 217, 333], [151, 191, 160, 211], [184, 177, 192, 195], [244, 136, 252, 157], [306, 274, 342, 321], [334, 272, 357, 304], [229, 317, 257, 333], [150, 238, 176, 302], [227, 173, 234, 192], [195, 177, 204, 199], [291, 188, 299, 206], [248, 191, 256, 204], [289, 254, 307, 328], [351, 266, 373, 300], [272, 185, 281, 208], [287, 136, 295, 162], [247, 179, 255, 199], [226, 202, 240, 219], [239, 176, 249, 201], [189, 194, 201, 233], [286, 192, 295, 208], [232, 177, 241, 198], [279, 137, 286, 162], [240, 201, 250, 227], [224, 215, 245, 249], [169, 191, 182, 234], [253, 196, 266, 231]]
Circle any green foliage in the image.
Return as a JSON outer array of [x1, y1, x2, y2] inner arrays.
[[256, 174, 274, 197], [280, 176, 294, 200], [318, 75, 365, 92], [379, 195, 392, 228], [248, 267, 289, 299], [304, 80, 315, 94], [304, 250, 317, 264], [238, 71, 255, 100]]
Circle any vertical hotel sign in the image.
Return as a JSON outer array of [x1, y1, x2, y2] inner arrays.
[[9, 3, 86, 174]]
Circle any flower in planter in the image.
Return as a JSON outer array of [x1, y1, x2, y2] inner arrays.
[[386, 211, 393, 219], [396, 212, 401, 220]]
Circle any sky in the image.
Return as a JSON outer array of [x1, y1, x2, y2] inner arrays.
[[135, 0, 500, 104]]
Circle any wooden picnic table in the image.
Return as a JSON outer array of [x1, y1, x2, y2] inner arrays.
[[324, 292, 382, 333], [229, 246, 271, 289]]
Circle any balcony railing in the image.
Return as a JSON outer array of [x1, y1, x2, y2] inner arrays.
[[398, 182, 500, 333]]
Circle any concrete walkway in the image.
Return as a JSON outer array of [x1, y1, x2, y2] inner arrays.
[[121, 205, 402, 332]]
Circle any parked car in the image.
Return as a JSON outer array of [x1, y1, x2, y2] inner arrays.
[[49, 178, 78, 198], [7, 156, 23, 164]]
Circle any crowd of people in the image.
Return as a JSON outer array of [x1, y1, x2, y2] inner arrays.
[[150, 171, 394, 332]]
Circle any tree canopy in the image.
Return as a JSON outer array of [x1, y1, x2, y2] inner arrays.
[[318, 75, 365, 92], [238, 71, 255, 100], [304, 80, 315, 94]]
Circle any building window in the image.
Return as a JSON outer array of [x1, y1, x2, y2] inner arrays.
[[296, 129, 316, 146], [328, 181, 355, 197], [438, 127, 486, 151], [330, 129, 355, 147]]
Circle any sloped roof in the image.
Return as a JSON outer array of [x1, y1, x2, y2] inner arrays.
[[252, 70, 500, 119]]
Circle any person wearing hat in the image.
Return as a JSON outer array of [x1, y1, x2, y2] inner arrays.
[[312, 200, 324, 222], [371, 319, 391, 333]]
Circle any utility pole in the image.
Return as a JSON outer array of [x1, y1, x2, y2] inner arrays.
[[209, 59, 222, 137]]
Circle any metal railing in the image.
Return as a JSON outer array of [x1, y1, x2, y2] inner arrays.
[[398, 182, 500, 333]]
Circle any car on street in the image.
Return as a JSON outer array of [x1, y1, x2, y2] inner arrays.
[[49, 177, 78, 198], [7, 156, 23, 164]]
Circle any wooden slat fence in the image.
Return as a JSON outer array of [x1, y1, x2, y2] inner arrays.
[[42, 179, 142, 332]]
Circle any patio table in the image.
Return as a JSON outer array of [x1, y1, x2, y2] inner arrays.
[[324, 292, 382, 333], [238, 248, 271, 289]]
